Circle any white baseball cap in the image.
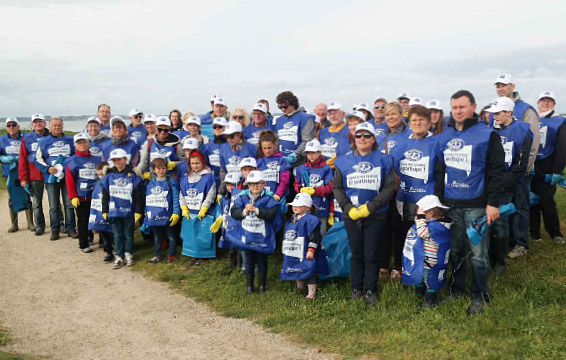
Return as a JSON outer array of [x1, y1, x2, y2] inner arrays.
[[224, 172, 241, 185], [87, 116, 101, 125], [355, 103, 371, 112], [31, 114, 45, 121], [374, 96, 387, 103], [239, 157, 257, 170], [538, 91, 556, 102], [487, 97, 515, 113], [416, 195, 449, 211], [128, 109, 143, 117], [214, 97, 227, 107], [73, 132, 89, 143], [409, 97, 423, 106], [186, 116, 201, 126], [110, 116, 127, 127], [213, 117, 228, 127], [426, 100, 442, 110], [327, 101, 342, 111], [305, 139, 322, 153], [245, 170, 264, 184], [210, 94, 219, 102], [397, 92, 411, 101], [223, 121, 242, 135], [346, 110, 367, 122], [5, 117, 19, 125], [494, 74, 514, 85], [289, 192, 313, 208], [252, 103, 268, 113], [144, 114, 157, 123], [109, 148, 128, 160], [354, 122, 376, 135], [156, 116, 171, 127], [182, 137, 199, 150]]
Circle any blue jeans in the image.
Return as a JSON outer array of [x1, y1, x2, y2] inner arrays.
[[45, 182, 76, 232], [448, 207, 491, 303], [151, 225, 177, 257], [511, 176, 530, 248], [30, 180, 46, 230], [112, 216, 134, 258], [491, 192, 513, 239]]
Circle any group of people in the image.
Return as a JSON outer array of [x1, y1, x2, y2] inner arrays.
[[2, 74, 565, 314]]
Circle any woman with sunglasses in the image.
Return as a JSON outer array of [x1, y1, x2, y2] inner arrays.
[[202, 117, 228, 178], [231, 107, 250, 128], [333, 122, 395, 306]]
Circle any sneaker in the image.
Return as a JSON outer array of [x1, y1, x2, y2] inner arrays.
[[364, 290, 378, 306], [553, 236, 565, 244], [50, 231, 60, 241], [467, 301, 485, 315], [529, 235, 542, 242], [149, 256, 161, 264], [167, 256, 175, 263], [35, 227, 45, 236], [68, 229, 79, 239], [351, 289, 363, 300], [103, 254, 115, 263], [507, 245, 527, 259], [112, 256, 125, 269], [379, 268, 389, 280], [391, 269, 402, 282], [125, 252, 135, 266], [81, 247, 93, 253]]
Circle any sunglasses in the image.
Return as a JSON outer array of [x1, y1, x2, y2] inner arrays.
[[374, 105, 386, 110], [212, 125, 225, 130], [6, 124, 18, 128], [133, 115, 142, 119], [232, 115, 245, 120], [278, 104, 289, 110], [157, 128, 170, 133], [355, 133, 374, 139]]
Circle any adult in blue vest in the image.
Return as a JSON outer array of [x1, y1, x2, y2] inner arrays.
[[314, 103, 330, 129], [127, 109, 147, 145], [202, 117, 227, 178], [487, 97, 533, 270], [318, 102, 351, 164], [434, 90, 506, 315], [143, 114, 158, 141], [101, 116, 140, 168], [136, 116, 183, 178], [19, 114, 50, 236], [426, 100, 446, 135], [257, 99, 274, 125], [85, 116, 109, 159], [1, 117, 33, 232], [354, 102, 375, 123], [243, 103, 273, 146], [35, 116, 77, 240], [179, 116, 209, 148], [370, 96, 388, 133], [218, 121, 257, 189], [274, 91, 315, 165], [397, 92, 411, 118], [200, 94, 220, 125], [333, 122, 396, 306], [200, 96, 231, 139], [97, 104, 112, 136], [65, 133, 102, 253], [530, 91, 566, 244]]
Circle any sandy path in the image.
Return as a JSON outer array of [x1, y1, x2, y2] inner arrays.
[[0, 192, 329, 360]]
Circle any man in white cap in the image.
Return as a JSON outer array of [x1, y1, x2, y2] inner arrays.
[[537, 91, 559, 118], [136, 116, 183, 178], [96, 104, 112, 136], [19, 114, 50, 235], [314, 103, 330, 128], [219, 121, 257, 179], [201, 95, 231, 126], [127, 109, 147, 145], [1, 117, 34, 232], [243, 103, 273, 145], [318, 103, 351, 163], [100, 116, 140, 168], [202, 117, 228, 177], [397, 92, 411, 115], [370, 96, 389, 133], [143, 114, 158, 140]]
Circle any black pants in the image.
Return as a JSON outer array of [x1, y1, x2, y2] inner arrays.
[[345, 217, 386, 293], [100, 231, 114, 254], [245, 249, 268, 275], [76, 200, 91, 249], [379, 200, 404, 270], [530, 177, 563, 239]]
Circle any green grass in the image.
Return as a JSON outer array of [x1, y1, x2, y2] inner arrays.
[[0, 326, 33, 360], [130, 190, 566, 359]]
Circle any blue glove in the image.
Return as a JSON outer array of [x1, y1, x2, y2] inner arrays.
[[0, 155, 16, 164], [545, 174, 563, 186], [285, 152, 298, 164], [529, 168, 535, 176]]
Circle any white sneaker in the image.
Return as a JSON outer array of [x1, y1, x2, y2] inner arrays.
[[507, 245, 527, 259], [112, 256, 125, 269], [125, 252, 135, 266]]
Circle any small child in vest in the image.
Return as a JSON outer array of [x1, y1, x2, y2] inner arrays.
[[89, 161, 114, 263], [101, 148, 144, 269], [146, 157, 181, 264], [281, 193, 329, 299], [256, 130, 291, 200]]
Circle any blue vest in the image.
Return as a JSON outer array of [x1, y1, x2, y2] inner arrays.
[[100, 124, 111, 136], [89, 138, 107, 158], [294, 163, 334, 217], [101, 170, 142, 218], [436, 123, 492, 200], [537, 116, 566, 160], [402, 221, 451, 291], [145, 177, 178, 226], [381, 128, 411, 153], [513, 99, 536, 122], [179, 173, 215, 216], [202, 141, 223, 177], [369, 120, 388, 134], [219, 141, 257, 175], [275, 111, 314, 154], [334, 150, 394, 213], [257, 156, 292, 194], [493, 120, 532, 170], [128, 125, 147, 145], [243, 123, 273, 146], [226, 191, 280, 254], [36, 135, 75, 176], [173, 130, 190, 140], [101, 139, 140, 166], [217, 195, 234, 249], [88, 180, 112, 232], [200, 111, 214, 125], [0, 133, 22, 177], [390, 136, 437, 203], [280, 214, 329, 280], [65, 155, 101, 198], [23, 132, 47, 164], [148, 139, 179, 163], [318, 126, 351, 160], [176, 160, 189, 179]]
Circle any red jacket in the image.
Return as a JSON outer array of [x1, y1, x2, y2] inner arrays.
[[18, 136, 45, 183], [65, 150, 93, 201], [293, 156, 333, 197]]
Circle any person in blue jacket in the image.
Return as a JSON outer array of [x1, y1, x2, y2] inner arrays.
[[243, 103, 273, 146]]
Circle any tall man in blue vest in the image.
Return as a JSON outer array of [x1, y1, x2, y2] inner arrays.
[[494, 74, 540, 254], [435, 90, 506, 315]]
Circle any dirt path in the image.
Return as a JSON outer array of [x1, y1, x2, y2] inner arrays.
[[0, 192, 329, 360]]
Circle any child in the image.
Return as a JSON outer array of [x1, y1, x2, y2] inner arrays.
[[89, 161, 114, 263], [146, 157, 181, 263], [256, 130, 291, 201], [229, 171, 280, 294], [237, 157, 258, 191], [293, 139, 333, 235], [281, 193, 329, 299], [101, 148, 144, 269], [402, 195, 451, 307], [176, 138, 199, 179]]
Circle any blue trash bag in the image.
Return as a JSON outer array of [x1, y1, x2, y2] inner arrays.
[[466, 203, 516, 246], [529, 191, 540, 207], [201, 123, 214, 140], [181, 214, 216, 258], [319, 221, 351, 280], [8, 162, 29, 212]]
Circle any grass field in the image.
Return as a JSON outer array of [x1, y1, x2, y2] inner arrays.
[[0, 326, 31, 360], [130, 190, 566, 359]]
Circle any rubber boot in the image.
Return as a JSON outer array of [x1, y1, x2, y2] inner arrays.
[[306, 284, 317, 299], [246, 273, 255, 295], [492, 237, 508, 276], [8, 207, 18, 233], [229, 251, 238, 270], [258, 272, 267, 293], [25, 209, 35, 231]]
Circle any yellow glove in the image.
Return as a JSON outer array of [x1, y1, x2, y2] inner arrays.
[[102, 213, 108, 220], [328, 213, 335, 226], [142, 172, 151, 180], [134, 213, 143, 225], [169, 214, 180, 227], [216, 194, 222, 205], [210, 216, 223, 233], [327, 155, 337, 169], [71, 197, 80, 208], [300, 187, 316, 196], [167, 161, 177, 171], [358, 204, 371, 218], [273, 194, 280, 201], [198, 206, 209, 220], [181, 205, 190, 220], [348, 207, 360, 221]]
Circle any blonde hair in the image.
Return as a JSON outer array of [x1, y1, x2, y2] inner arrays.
[[231, 107, 250, 126], [182, 110, 196, 123], [49, 116, 63, 123], [384, 102, 403, 116]]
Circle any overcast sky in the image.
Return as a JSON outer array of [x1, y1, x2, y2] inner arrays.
[[2, 0, 566, 117]]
